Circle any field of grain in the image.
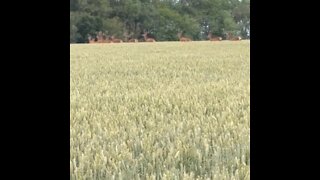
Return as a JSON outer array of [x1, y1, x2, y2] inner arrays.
[[70, 41, 250, 180]]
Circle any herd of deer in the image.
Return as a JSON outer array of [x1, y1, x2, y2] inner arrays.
[[88, 31, 242, 44]]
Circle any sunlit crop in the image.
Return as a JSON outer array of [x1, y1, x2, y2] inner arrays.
[[70, 41, 250, 179]]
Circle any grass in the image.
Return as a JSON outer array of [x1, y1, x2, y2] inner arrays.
[[70, 40, 250, 180]]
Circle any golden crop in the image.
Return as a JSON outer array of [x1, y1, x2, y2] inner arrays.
[[70, 41, 250, 179]]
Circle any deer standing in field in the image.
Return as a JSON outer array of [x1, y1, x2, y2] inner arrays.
[[177, 32, 192, 42], [89, 38, 97, 44], [88, 35, 97, 44], [88, 32, 112, 43], [124, 31, 138, 43], [208, 32, 222, 41], [128, 38, 138, 42], [96, 31, 104, 43], [143, 31, 156, 42], [94, 31, 111, 43], [102, 33, 112, 43], [110, 35, 123, 43], [226, 32, 242, 41]]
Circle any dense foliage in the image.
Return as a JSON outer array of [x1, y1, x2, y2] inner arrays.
[[70, 0, 250, 43]]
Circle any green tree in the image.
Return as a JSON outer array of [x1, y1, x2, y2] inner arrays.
[[70, 12, 81, 43], [70, 0, 249, 42], [232, 0, 250, 38]]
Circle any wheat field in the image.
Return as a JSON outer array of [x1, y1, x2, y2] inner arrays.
[[70, 41, 250, 180]]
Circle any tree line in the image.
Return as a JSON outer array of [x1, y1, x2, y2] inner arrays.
[[70, 0, 250, 43]]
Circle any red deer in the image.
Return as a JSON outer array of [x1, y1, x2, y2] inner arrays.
[[128, 38, 138, 42], [208, 32, 222, 41], [177, 32, 192, 42], [123, 32, 138, 43], [93, 32, 111, 43], [110, 35, 123, 43], [226, 32, 242, 41], [96, 31, 104, 43], [88, 35, 97, 44], [143, 32, 156, 42], [89, 38, 97, 44], [102, 33, 112, 43], [88, 32, 112, 43]]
